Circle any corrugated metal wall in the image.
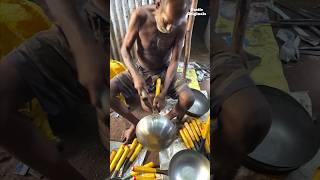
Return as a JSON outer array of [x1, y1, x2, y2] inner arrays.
[[110, 0, 155, 61]]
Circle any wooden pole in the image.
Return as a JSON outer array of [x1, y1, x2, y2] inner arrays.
[[232, 0, 250, 66], [182, 0, 198, 78]]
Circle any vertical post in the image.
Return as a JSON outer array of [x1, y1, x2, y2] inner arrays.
[[182, 0, 198, 78], [232, 0, 250, 66]]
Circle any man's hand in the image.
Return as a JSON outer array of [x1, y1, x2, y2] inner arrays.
[[153, 93, 166, 112], [121, 124, 136, 144], [134, 77, 153, 112]]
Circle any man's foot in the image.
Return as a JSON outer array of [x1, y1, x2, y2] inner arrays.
[[121, 125, 136, 144]]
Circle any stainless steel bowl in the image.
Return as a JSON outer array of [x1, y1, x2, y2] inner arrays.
[[136, 114, 177, 152], [187, 89, 210, 117], [169, 149, 210, 180]]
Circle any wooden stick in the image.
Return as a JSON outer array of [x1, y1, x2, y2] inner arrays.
[[232, 0, 251, 66], [182, 0, 198, 78]]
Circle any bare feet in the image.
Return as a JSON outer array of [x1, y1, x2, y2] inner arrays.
[[121, 125, 136, 144]]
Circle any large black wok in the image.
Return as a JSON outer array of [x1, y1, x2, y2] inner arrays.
[[245, 85, 320, 173]]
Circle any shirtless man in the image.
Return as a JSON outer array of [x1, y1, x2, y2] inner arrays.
[[211, 1, 272, 179], [110, 0, 195, 143], [0, 0, 108, 179]]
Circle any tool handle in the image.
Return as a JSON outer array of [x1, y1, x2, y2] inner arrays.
[[129, 143, 143, 161], [184, 122, 196, 142], [183, 128, 195, 149], [110, 145, 124, 172], [127, 138, 138, 158], [191, 119, 202, 137], [116, 146, 129, 170], [110, 150, 117, 162], [133, 166, 156, 173], [143, 162, 154, 168], [179, 129, 191, 149], [130, 162, 154, 176], [189, 122, 200, 141], [205, 135, 210, 154], [202, 116, 210, 139], [155, 78, 161, 97]]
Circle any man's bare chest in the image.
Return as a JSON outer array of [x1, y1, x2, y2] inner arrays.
[[138, 23, 176, 51]]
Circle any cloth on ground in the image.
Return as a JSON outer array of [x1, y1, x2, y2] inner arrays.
[[216, 16, 289, 91]]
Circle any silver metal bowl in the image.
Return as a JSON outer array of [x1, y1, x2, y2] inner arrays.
[[136, 114, 177, 152], [169, 149, 210, 180], [187, 89, 210, 117]]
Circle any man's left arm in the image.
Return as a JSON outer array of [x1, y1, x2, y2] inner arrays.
[[161, 23, 187, 96]]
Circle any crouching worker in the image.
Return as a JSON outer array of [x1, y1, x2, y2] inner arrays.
[[210, 27, 272, 180], [110, 0, 195, 144]]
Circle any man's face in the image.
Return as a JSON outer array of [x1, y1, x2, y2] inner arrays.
[[155, 1, 188, 34]]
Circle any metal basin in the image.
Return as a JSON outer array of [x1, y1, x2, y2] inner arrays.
[[136, 114, 177, 152], [187, 89, 210, 117], [169, 150, 210, 180]]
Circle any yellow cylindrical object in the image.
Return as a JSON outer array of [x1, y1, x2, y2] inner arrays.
[[205, 135, 210, 154], [155, 78, 161, 96], [110, 150, 117, 162], [134, 176, 156, 180], [191, 119, 202, 137], [143, 162, 154, 168], [183, 128, 195, 148], [127, 138, 138, 158], [184, 122, 197, 142], [110, 145, 124, 172], [135, 173, 157, 179], [189, 122, 200, 142], [195, 118, 203, 130], [202, 116, 210, 139], [131, 164, 154, 176], [129, 143, 143, 161], [179, 129, 190, 149], [133, 166, 157, 173], [131, 162, 155, 176], [115, 146, 129, 171]]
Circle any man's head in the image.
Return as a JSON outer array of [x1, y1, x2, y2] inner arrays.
[[155, 0, 191, 33]]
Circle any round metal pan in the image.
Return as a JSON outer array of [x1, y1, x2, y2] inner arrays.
[[186, 89, 210, 117], [246, 85, 320, 172], [169, 150, 210, 180]]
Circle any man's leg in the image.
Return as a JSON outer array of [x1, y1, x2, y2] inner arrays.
[[213, 87, 271, 180], [110, 78, 139, 144], [167, 86, 195, 121], [0, 56, 86, 180]]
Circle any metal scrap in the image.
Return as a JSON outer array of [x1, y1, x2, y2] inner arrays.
[[267, 3, 320, 46], [277, 29, 300, 62]]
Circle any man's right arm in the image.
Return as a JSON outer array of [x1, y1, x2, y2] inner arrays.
[[120, 9, 145, 94]]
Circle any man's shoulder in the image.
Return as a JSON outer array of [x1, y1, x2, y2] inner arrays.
[[131, 5, 155, 20]]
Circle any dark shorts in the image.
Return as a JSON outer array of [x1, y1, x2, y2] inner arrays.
[[211, 50, 256, 119], [112, 63, 188, 100], [7, 25, 89, 116]]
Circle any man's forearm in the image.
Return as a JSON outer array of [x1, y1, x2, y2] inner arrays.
[[162, 60, 178, 95], [121, 47, 141, 82]]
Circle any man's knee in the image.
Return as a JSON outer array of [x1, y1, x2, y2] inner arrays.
[[110, 78, 120, 98], [178, 86, 195, 109], [221, 87, 271, 153]]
